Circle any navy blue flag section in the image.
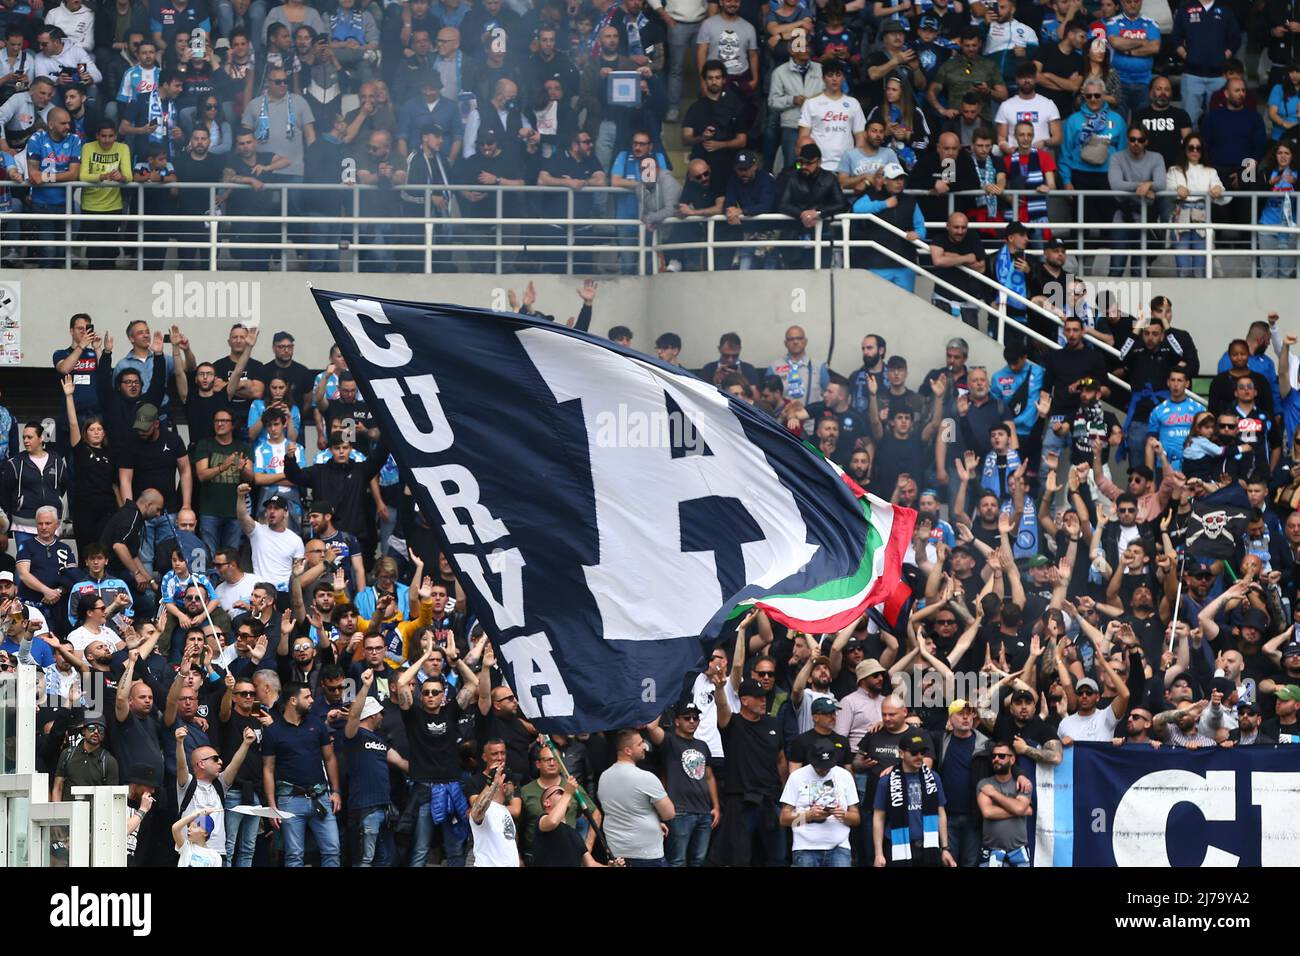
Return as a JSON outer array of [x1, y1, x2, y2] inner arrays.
[[1034, 743, 1300, 867], [310, 290, 885, 733]]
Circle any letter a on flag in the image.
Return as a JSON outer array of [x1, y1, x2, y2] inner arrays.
[[312, 290, 915, 731]]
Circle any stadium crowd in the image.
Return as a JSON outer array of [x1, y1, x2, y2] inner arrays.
[[2, 281, 1299, 870], [0, 0, 1296, 276]]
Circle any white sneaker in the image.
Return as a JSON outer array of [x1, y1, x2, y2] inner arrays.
[[666, 258, 683, 272]]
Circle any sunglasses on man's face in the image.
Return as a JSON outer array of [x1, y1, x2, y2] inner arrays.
[[1128, 136, 1146, 144]]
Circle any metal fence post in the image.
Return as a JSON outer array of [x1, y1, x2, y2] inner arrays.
[[812, 218, 821, 270], [1205, 192, 1215, 280], [495, 188, 503, 275], [706, 217, 714, 272], [64, 183, 71, 269], [566, 189, 574, 276], [136, 187, 144, 271], [352, 189, 360, 273]]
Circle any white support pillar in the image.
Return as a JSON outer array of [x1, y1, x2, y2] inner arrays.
[[28, 800, 91, 867], [71, 786, 130, 868], [0, 773, 50, 868]]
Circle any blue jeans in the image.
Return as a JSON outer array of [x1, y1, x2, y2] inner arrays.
[[1174, 229, 1207, 277], [1180, 73, 1224, 128], [1119, 82, 1149, 118], [1259, 229, 1297, 278], [623, 856, 667, 867], [946, 811, 981, 868], [409, 783, 467, 867], [224, 788, 260, 867], [360, 222, 405, 272], [741, 803, 788, 867], [200, 514, 242, 556], [138, 513, 173, 570], [666, 811, 713, 867], [278, 792, 341, 867], [792, 845, 852, 867], [28, 201, 67, 268], [351, 806, 393, 867]]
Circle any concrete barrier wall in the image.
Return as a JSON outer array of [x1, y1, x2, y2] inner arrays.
[[2, 269, 1292, 378]]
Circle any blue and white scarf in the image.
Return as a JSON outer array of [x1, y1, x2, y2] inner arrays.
[[256, 91, 297, 143], [1006, 148, 1047, 219], [974, 152, 998, 217]]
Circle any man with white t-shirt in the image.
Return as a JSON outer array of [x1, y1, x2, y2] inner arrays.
[[1057, 670, 1130, 743], [779, 738, 860, 867], [796, 61, 866, 174], [689, 645, 730, 762], [235, 485, 303, 591], [175, 723, 256, 864], [469, 764, 521, 867], [994, 61, 1061, 153], [213, 547, 257, 614], [791, 650, 837, 734]]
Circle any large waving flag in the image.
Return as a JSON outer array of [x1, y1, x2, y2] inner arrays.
[[312, 290, 915, 731]]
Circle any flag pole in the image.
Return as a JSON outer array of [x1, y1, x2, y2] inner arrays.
[[1168, 550, 1186, 655], [538, 732, 615, 861]]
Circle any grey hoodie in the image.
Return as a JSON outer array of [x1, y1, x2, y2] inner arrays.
[[1108, 149, 1167, 217]]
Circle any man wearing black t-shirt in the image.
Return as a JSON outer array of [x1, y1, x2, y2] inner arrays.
[[535, 129, 604, 272], [928, 211, 991, 326], [223, 129, 288, 271], [396, 641, 480, 866], [715, 677, 787, 866], [989, 687, 1061, 793], [454, 129, 527, 272], [871, 406, 928, 501], [476, 677, 537, 780], [646, 701, 721, 868], [1033, 19, 1085, 118], [682, 60, 746, 191], [258, 332, 315, 414], [171, 127, 225, 269], [788, 696, 851, 771], [1133, 75, 1192, 170], [210, 324, 266, 437]]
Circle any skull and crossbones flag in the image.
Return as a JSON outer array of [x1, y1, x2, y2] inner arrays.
[[311, 290, 915, 732], [1185, 501, 1248, 561]]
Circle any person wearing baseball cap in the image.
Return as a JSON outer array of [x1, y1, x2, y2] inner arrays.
[[779, 138, 848, 269], [724, 147, 779, 270], [51, 715, 118, 799], [715, 669, 790, 866], [779, 734, 860, 866], [1263, 684, 1300, 742], [1058, 659, 1129, 744], [990, 684, 1062, 790], [644, 701, 721, 867], [850, 153, 925, 290], [173, 809, 222, 867], [789, 695, 850, 773], [872, 728, 955, 867]]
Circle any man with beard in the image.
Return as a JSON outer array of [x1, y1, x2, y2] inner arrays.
[[476, 666, 538, 779], [394, 658, 475, 867], [790, 650, 836, 734], [848, 335, 887, 414], [803, 375, 869, 457], [262, 682, 343, 867], [1198, 583, 1278, 685], [788, 696, 850, 772], [908, 131, 980, 224], [1228, 700, 1277, 745], [990, 687, 1061, 791]]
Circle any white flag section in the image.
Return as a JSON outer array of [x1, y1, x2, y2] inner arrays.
[[518, 327, 818, 643]]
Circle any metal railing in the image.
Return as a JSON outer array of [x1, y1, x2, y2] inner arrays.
[[0, 182, 647, 274], [3, 182, 1298, 276]]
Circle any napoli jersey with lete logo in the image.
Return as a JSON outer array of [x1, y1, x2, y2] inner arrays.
[[26, 130, 78, 205], [1106, 14, 1161, 84], [1147, 395, 1203, 469]]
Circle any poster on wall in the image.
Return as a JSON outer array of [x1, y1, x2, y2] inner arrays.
[[0, 280, 19, 365]]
